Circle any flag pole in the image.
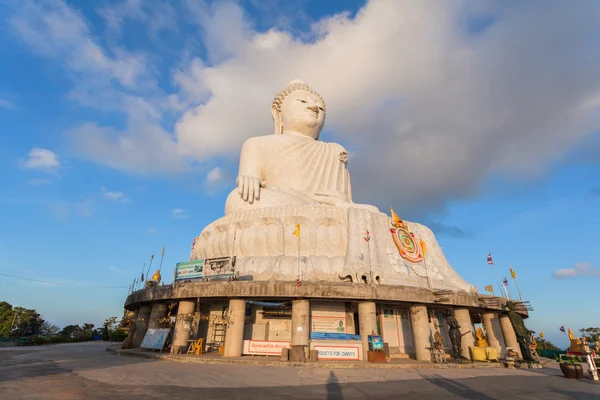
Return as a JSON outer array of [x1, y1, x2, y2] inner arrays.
[[159, 247, 165, 272], [145, 255, 154, 285], [510, 262, 524, 302], [489, 253, 505, 299], [298, 224, 302, 282], [502, 280, 510, 300], [137, 262, 146, 290]]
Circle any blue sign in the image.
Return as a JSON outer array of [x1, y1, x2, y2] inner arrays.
[[175, 260, 204, 281]]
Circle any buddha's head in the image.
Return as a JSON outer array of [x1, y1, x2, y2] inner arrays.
[[272, 79, 326, 140]]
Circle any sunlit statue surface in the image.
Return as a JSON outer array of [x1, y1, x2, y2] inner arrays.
[[475, 327, 489, 348], [225, 79, 377, 215], [568, 328, 586, 353], [190, 79, 476, 292]]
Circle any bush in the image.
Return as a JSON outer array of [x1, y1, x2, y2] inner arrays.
[[110, 329, 127, 342]]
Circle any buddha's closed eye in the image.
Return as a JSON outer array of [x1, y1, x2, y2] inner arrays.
[[297, 99, 307, 103]]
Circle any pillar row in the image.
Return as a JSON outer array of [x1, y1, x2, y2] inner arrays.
[[171, 300, 196, 354], [131, 304, 152, 348], [291, 300, 310, 347], [409, 305, 430, 361], [148, 303, 168, 330], [482, 312, 501, 353], [454, 308, 474, 359], [224, 299, 246, 357], [358, 301, 377, 360], [499, 314, 521, 359]]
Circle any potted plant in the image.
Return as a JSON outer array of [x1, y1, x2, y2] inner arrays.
[[557, 356, 584, 379]]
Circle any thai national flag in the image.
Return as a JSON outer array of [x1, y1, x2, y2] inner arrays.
[[502, 277, 508, 286], [560, 326, 565, 333], [487, 253, 494, 265]]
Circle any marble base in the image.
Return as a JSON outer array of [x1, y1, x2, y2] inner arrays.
[[191, 205, 475, 292]]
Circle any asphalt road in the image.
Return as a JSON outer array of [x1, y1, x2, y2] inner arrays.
[[0, 342, 598, 399]]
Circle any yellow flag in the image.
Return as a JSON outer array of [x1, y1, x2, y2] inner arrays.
[[161, 246, 165, 256], [510, 266, 517, 279], [484, 285, 493, 292], [540, 331, 544, 338], [293, 224, 300, 237]]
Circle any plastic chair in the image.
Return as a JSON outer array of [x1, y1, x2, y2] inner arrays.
[[186, 338, 204, 355]]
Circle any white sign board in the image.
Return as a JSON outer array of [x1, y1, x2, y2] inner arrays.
[[314, 345, 361, 361], [242, 340, 290, 355], [311, 302, 346, 333], [140, 328, 170, 350]]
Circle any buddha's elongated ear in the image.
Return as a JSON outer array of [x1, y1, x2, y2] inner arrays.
[[271, 105, 283, 135]]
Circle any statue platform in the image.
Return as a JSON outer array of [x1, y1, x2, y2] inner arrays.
[[191, 204, 476, 292]]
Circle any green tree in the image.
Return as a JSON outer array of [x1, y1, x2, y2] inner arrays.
[[12, 307, 45, 337], [535, 336, 560, 351], [0, 301, 15, 337], [580, 327, 600, 343], [59, 324, 83, 339], [102, 317, 117, 341], [38, 321, 60, 337]]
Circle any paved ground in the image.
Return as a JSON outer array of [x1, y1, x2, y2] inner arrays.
[[0, 342, 598, 399]]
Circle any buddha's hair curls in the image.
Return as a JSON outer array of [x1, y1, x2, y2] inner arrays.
[[271, 79, 326, 114]]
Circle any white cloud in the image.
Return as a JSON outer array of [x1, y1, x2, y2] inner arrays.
[[146, 227, 157, 234], [172, 208, 190, 219], [9, 1, 600, 214], [0, 99, 14, 109], [21, 148, 60, 171], [553, 262, 600, 279], [171, 0, 600, 213], [100, 187, 130, 203], [206, 166, 223, 184]]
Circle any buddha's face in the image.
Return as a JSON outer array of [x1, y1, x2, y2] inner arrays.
[[279, 90, 325, 139]]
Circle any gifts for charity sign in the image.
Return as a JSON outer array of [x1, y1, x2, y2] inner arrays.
[[242, 340, 290, 355], [314, 345, 361, 361]]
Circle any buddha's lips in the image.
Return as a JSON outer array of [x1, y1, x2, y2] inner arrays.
[[306, 109, 319, 118]]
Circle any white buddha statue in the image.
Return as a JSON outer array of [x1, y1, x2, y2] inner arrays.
[[191, 79, 475, 293], [225, 79, 378, 215]]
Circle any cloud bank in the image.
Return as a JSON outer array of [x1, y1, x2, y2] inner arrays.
[[553, 262, 600, 279], [8, 0, 600, 215]]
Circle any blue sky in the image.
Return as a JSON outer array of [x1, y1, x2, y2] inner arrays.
[[1, 0, 599, 348]]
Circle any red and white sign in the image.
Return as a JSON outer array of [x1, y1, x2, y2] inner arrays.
[[242, 340, 290, 355], [313, 345, 361, 361]]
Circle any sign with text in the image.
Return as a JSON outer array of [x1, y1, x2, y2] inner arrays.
[[140, 328, 170, 350], [175, 260, 204, 281], [203, 257, 235, 277], [314, 345, 361, 361], [311, 302, 346, 333], [243, 340, 290, 355]]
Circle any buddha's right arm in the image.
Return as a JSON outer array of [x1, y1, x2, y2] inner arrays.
[[236, 139, 265, 204]]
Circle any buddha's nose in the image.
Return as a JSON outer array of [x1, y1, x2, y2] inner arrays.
[[307, 104, 319, 113]]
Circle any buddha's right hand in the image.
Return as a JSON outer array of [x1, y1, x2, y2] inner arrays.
[[236, 175, 266, 204]]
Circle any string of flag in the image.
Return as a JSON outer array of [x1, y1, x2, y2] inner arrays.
[[484, 252, 524, 301]]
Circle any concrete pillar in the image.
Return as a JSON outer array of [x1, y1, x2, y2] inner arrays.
[[132, 304, 152, 348], [291, 300, 310, 346], [171, 300, 196, 354], [148, 303, 168, 329], [500, 314, 522, 359], [482, 312, 501, 353], [358, 301, 378, 360], [409, 305, 431, 361], [454, 308, 474, 359], [224, 299, 246, 357]]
